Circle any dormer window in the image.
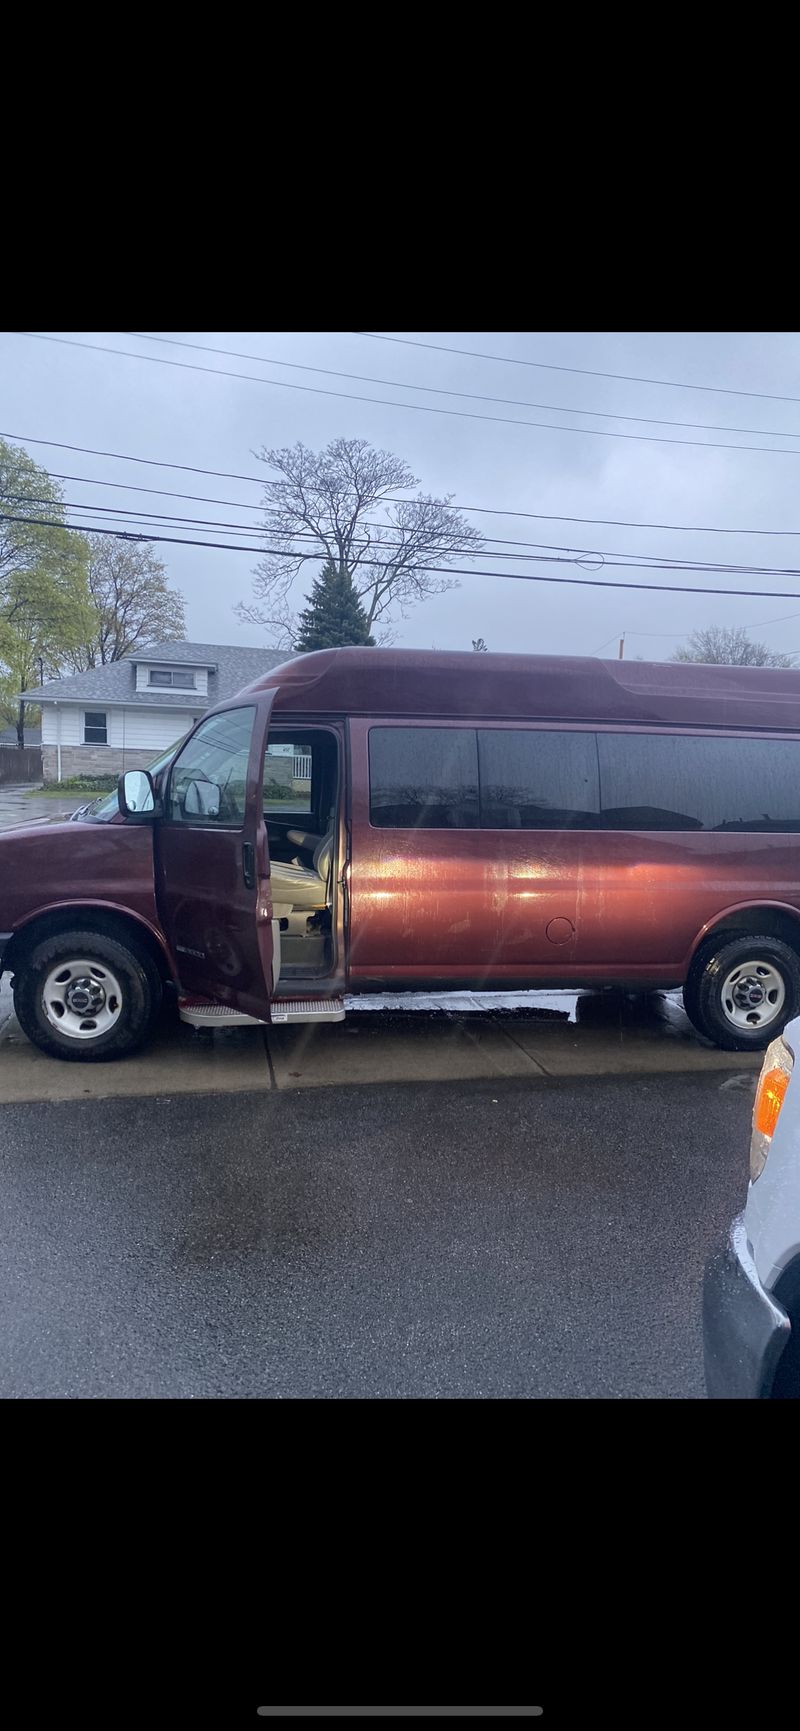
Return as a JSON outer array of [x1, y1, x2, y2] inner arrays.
[[147, 667, 196, 689]]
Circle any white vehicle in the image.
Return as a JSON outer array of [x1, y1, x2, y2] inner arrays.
[[704, 1015, 800, 1397]]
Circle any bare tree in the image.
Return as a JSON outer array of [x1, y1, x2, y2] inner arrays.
[[63, 537, 186, 670], [672, 625, 797, 668], [472, 637, 488, 651], [234, 437, 482, 649]]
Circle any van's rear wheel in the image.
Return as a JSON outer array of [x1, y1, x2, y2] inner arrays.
[[683, 934, 800, 1051], [13, 928, 162, 1062]]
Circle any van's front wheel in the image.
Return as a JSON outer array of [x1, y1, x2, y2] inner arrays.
[[683, 934, 800, 1051], [13, 928, 161, 1062]]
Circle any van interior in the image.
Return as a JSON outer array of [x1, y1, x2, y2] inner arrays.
[[263, 728, 338, 979]]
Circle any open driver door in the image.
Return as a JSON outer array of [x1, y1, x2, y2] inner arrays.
[[154, 690, 279, 1021]]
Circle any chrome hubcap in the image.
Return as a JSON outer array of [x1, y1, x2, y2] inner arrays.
[[42, 959, 124, 1040], [720, 960, 786, 1031]]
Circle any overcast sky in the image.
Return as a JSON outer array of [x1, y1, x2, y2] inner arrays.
[[4, 329, 800, 661]]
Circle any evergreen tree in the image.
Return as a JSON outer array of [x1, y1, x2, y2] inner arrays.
[[294, 561, 375, 651]]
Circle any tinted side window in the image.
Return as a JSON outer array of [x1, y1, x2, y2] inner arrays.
[[168, 706, 256, 826], [478, 729, 600, 828], [369, 727, 479, 828], [598, 733, 800, 831]]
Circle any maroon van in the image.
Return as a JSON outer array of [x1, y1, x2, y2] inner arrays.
[[3, 646, 800, 1062]]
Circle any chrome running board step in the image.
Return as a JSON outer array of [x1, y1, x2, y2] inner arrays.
[[270, 996, 345, 1024], [179, 995, 345, 1029], [179, 1001, 266, 1028]]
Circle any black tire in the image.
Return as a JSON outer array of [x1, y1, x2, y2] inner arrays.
[[683, 933, 800, 1052], [13, 927, 162, 1062]]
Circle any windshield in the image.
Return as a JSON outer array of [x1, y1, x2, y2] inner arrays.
[[75, 737, 188, 822]]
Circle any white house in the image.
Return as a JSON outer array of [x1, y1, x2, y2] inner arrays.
[[22, 640, 286, 782]]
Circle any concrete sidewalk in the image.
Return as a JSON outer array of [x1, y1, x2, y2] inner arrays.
[[0, 981, 760, 1105]]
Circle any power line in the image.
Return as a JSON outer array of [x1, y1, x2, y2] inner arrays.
[[50, 478, 759, 558], [8, 432, 800, 538], [123, 330, 800, 442], [11, 509, 800, 602], [24, 479, 631, 555], [10, 493, 281, 539], [47, 470, 268, 512], [42, 470, 800, 552], [14, 332, 800, 459], [59, 509, 273, 541], [355, 332, 800, 408], [15, 491, 800, 578], [0, 511, 319, 561], [591, 609, 800, 647], [13, 488, 597, 556], [751, 610, 800, 627], [1, 431, 267, 484]]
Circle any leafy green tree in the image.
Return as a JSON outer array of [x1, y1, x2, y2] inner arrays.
[[294, 560, 376, 651], [0, 629, 43, 746], [0, 439, 92, 744]]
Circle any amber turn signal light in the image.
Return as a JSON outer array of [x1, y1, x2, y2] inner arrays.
[[754, 1066, 791, 1138], [750, 1035, 794, 1182]]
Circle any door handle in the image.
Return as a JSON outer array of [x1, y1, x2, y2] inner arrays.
[[242, 842, 255, 889]]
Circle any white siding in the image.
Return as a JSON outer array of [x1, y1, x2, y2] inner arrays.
[[41, 706, 82, 746], [116, 707, 198, 750], [40, 704, 200, 751], [135, 663, 208, 696]]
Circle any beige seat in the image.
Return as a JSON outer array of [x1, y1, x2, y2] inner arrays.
[[270, 831, 333, 924]]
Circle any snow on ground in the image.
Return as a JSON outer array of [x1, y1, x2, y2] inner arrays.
[[343, 987, 688, 1023], [345, 989, 579, 1018]]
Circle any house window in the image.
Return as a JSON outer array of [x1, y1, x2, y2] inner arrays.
[[147, 668, 196, 689], [84, 711, 108, 745]]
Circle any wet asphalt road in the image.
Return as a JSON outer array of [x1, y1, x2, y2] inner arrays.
[[0, 1070, 754, 1399], [0, 786, 80, 830]]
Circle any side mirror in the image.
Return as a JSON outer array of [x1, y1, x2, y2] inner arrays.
[[118, 769, 156, 818], [183, 778, 221, 819]]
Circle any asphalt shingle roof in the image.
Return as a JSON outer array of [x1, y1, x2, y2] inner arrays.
[[130, 640, 223, 667], [20, 642, 286, 709]]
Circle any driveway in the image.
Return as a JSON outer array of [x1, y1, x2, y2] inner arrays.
[[0, 1070, 754, 1398], [0, 974, 759, 1397]]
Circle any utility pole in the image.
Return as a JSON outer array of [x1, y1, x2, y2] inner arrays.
[[618, 634, 625, 659]]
